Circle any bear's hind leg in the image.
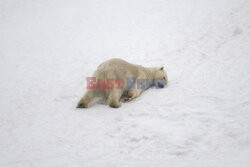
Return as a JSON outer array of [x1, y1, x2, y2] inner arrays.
[[77, 90, 95, 108], [107, 90, 122, 108]]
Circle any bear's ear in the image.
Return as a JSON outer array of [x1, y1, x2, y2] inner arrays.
[[160, 66, 164, 70]]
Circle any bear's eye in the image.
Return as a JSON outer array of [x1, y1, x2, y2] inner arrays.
[[163, 77, 165, 80]]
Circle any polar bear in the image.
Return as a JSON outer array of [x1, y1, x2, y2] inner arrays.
[[77, 58, 168, 108]]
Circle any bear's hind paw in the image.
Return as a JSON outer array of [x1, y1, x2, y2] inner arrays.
[[76, 102, 88, 108]]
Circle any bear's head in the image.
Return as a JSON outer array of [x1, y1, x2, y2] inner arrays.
[[154, 67, 168, 88]]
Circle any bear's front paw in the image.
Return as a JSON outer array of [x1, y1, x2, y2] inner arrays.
[[124, 97, 132, 102]]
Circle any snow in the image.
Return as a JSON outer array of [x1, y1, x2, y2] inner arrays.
[[1, 0, 250, 166]]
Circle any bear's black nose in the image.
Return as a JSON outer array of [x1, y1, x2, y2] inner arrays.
[[158, 83, 164, 88]]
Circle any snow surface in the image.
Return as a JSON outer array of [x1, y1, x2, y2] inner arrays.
[[1, 0, 250, 166]]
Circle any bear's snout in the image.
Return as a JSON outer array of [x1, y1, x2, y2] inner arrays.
[[158, 82, 164, 88]]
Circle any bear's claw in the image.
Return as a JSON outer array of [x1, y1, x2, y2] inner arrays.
[[124, 97, 132, 102], [77, 102, 88, 108]]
